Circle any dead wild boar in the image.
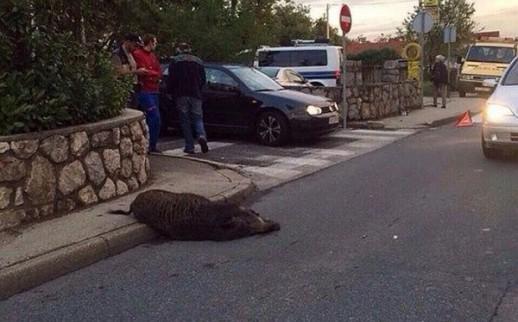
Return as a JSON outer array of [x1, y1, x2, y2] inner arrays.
[[110, 189, 280, 241]]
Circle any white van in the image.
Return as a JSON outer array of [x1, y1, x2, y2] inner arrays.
[[254, 44, 343, 87]]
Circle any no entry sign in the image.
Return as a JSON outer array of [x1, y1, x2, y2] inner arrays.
[[340, 4, 352, 34]]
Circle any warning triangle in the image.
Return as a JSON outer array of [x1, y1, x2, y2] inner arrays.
[[456, 111, 473, 127]]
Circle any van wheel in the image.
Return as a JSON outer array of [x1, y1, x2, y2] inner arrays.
[[255, 111, 289, 146]]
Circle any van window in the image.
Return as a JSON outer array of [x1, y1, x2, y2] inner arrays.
[[467, 46, 516, 64], [258, 50, 327, 67]]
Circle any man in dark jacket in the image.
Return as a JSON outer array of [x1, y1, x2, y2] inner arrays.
[[431, 55, 448, 109], [166, 43, 208, 154]]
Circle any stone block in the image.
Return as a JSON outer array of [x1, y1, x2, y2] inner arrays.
[[0, 187, 12, 209], [0, 209, 26, 231], [78, 185, 98, 205], [99, 178, 116, 200], [59, 160, 86, 195], [0, 142, 9, 154], [91, 131, 113, 148], [103, 149, 121, 175], [40, 135, 69, 163], [84, 152, 106, 186], [25, 156, 56, 205], [11, 140, 39, 159], [70, 132, 89, 157]]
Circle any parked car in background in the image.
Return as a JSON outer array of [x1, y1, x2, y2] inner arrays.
[[481, 56, 518, 158], [160, 64, 340, 146], [254, 41, 342, 87], [258, 67, 312, 87]]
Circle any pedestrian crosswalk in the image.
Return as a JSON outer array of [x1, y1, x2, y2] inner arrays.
[[160, 128, 416, 190]]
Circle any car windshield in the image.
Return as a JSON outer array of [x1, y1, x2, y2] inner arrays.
[[259, 68, 280, 78], [502, 59, 518, 85], [231, 67, 283, 91], [466, 45, 516, 64]]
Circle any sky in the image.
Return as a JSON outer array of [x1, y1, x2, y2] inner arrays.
[[294, 0, 518, 39]]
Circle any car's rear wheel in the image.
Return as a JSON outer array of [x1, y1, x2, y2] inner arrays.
[[255, 111, 289, 146], [482, 136, 499, 159]]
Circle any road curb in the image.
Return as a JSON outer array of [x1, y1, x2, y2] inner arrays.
[[0, 224, 157, 300], [0, 162, 256, 300]]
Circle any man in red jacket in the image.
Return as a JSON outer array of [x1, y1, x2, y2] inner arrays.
[[133, 34, 162, 153]]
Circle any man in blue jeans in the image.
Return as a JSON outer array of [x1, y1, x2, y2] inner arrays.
[[166, 42, 208, 154]]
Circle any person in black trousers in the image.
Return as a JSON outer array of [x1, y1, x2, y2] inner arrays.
[[431, 55, 448, 109]]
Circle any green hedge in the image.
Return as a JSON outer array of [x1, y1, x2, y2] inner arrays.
[[349, 48, 401, 65], [0, 2, 130, 136]]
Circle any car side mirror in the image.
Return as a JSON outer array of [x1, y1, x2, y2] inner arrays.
[[482, 79, 497, 88]]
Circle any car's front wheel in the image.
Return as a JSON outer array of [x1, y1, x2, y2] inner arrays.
[[255, 111, 290, 146], [482, 136, 499, 159]]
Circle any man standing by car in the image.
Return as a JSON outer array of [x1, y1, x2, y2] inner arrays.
[[431, 55, 448, 109], [133, 34, 162, 154], [111, 33, 148, 109], [166, 42, 208, 154]]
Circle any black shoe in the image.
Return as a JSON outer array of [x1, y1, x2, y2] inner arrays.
[[198, 137, 209, 153], [441, 106, 446, 109], [183, 149, 195, 155]]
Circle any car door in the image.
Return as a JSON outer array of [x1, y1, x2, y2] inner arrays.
[[203, 68, 253, 132]]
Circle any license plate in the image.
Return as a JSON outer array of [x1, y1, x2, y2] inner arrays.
[[329, 116, 339, 124], [475, 87, 491, 92]]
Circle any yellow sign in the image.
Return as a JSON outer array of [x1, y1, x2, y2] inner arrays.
[[402, 43, 421, 61], [408, 61, 420, 82], [422, 0, 438, 6]]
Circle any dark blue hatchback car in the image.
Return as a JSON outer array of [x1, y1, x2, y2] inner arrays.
[[160, 64, 340, 146]]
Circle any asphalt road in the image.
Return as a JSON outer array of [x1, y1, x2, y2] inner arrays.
[[2, 124, 518, 321]]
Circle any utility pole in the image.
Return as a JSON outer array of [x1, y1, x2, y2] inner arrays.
[[326, 4, 330, 39]]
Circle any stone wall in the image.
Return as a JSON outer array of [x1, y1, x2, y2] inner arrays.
[[0, 109, 150, 231], [289, 60, 420, 121]]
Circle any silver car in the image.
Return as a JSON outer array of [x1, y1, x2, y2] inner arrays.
[[482, 57, 518, 158]]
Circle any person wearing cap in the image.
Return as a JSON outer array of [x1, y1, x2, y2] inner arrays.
[[132, 34, 162, 154], [111, 33, 148, 109], [431, 55, 448, 109], [166, 42, 208, 154]]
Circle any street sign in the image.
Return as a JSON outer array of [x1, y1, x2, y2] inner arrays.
[[422, 0, 439, 6], [402, 43, 421, 61], [412, 12, 433, 34], [444, 25, 457, 43], [340, 4, 352, 34]]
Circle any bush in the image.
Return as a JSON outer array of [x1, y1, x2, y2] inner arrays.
[[349, 48, 401, 65], [0, 2, 130, 136]]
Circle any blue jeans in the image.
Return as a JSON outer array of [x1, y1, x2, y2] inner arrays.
[[176, 96, 206, 152], [137, 92, 160, 151]]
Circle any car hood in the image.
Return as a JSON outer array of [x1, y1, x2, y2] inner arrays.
[[254, 89, 333, 107], [489, 84, 518, 113]]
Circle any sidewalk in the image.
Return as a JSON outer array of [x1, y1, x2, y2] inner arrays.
[[0, 155, 255, 300], [352, 95, 486, 130]]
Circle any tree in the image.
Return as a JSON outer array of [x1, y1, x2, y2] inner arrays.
[[398, 0, 476, 64], [313, 17, 341, 45]]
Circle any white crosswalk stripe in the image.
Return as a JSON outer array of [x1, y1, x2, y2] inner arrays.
[[160, 129, 415, 190]]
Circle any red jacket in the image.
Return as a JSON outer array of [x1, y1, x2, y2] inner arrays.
[[133, 48, 162, 92]]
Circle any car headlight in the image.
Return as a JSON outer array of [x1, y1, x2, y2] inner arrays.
[[306, 105, 322, 115], [485, 103, 514, 122], [332, 102, 339, 111]]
